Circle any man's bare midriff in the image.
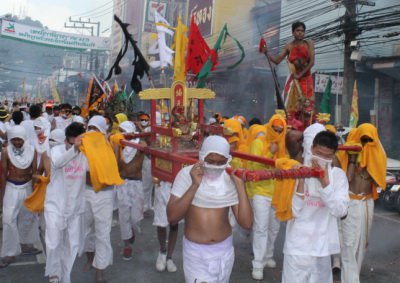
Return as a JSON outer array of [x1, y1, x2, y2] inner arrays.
[[119, 154, 143, 180], [184, 205, 232, 244], [349, 167, 373, 195], [7, 159, 32, 183]]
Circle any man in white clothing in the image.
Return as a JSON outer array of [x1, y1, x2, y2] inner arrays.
[[167, 135, 253, 283], [0, 126, 41, 267], [82, 115, 119, 283], [113, 121, 145, 261], [282, 130, 349, 283], [53, 104, 73, 131], [44, 122, 87, 283]]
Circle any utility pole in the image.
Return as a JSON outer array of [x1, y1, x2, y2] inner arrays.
[[64, 17, 101, 74], [341, 0, 358, 126], [339, 0, 375, 125]]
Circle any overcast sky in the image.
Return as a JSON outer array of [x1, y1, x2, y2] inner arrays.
[[0, 0, 113, 36]]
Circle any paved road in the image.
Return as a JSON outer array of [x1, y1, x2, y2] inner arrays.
[[1, 201, 400, 283]]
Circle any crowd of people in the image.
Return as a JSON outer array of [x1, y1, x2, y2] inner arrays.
[[0, 100, 387, 283]]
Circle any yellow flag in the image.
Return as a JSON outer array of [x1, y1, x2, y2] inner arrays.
[[50, 78, 61, 103], [349, 80, 359, 128], [172, 16, 188, 82]]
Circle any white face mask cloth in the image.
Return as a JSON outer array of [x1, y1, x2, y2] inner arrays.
[[192, 163, 238, 208], [304, 154, 333, 198], [8, 142, 34, 169], [121, 138, 139, 164], [140, 120, 149, 127], [203, 162, 227, 181]]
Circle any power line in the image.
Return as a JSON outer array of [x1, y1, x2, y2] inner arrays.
[[70, 0, 113, 17]]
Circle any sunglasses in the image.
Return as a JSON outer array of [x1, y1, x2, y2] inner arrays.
[[141, 119, 149, 122]]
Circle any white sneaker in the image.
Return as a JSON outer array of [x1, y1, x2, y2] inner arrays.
[[155, 252, 167, 271], [252, 268, 263, 280], [264, 258, 277, 268], [166, 259, 177, 272]]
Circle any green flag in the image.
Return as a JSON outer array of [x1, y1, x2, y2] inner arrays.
[[320, 76, 332, 114], [197, 24, 245, 88]]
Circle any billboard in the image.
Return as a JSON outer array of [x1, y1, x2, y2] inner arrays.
[[188, 0, 213, 37], [0, 20, 110, 51], [143, 0, 169, 32], [314, 73, 343, 95]]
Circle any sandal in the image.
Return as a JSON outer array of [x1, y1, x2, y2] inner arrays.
[[49, 276, 60, 283], [0, 260, 10, 268], [21, 247, 42, 256]]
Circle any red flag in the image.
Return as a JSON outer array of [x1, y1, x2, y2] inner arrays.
[[186, 16, 216, 75]]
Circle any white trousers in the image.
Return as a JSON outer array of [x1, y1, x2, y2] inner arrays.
[[152, 181, 172, 228], [1, 181, 38, 257], [142, 156, 153, 211], [82, 187, 114, 270], [44, 212, 82, 283], [117, 180, 144, 240], [341, 198, 374, 283], [282, 254, 332, 283], [183, 235, 234, 283], [251, 195, 280, 269]]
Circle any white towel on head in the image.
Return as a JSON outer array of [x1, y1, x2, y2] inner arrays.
[[7, 125, 35, 169], [88, 115, 108, 134], [118, 121, 139, 164], [302, 122, 331, 198]]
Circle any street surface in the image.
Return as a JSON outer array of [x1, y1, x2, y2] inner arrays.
[[0, 201, 399, 283]]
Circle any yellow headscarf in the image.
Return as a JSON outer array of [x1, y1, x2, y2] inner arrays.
[[115, 113, 128, 124], [223, 118, 247, 152], [111, 113, 128, 134], [357, 123, 387, 189], [337, 128, 360, 172], [265, 114, 287, 158], [325, 124, 337, 134]]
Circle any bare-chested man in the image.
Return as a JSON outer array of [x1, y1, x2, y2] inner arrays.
[[167, 135, 253, 283], [341, 123, 386, 283], [0, 125, 41, 267], [113, 121, 145, 261]]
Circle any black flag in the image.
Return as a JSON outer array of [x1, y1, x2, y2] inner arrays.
[[105, 15, 150, 93]]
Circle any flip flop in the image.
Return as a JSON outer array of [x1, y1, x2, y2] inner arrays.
[[0, 260, 10, 268], [21, 247, 42, 256]]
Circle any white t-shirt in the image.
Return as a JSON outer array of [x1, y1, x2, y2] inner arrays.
[[171, 165, 238, 208], [283, 167, 349, 257], [44, 144, 88, 217]]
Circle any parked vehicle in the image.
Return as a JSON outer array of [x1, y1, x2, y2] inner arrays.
[[379, 158, 400, 212]]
